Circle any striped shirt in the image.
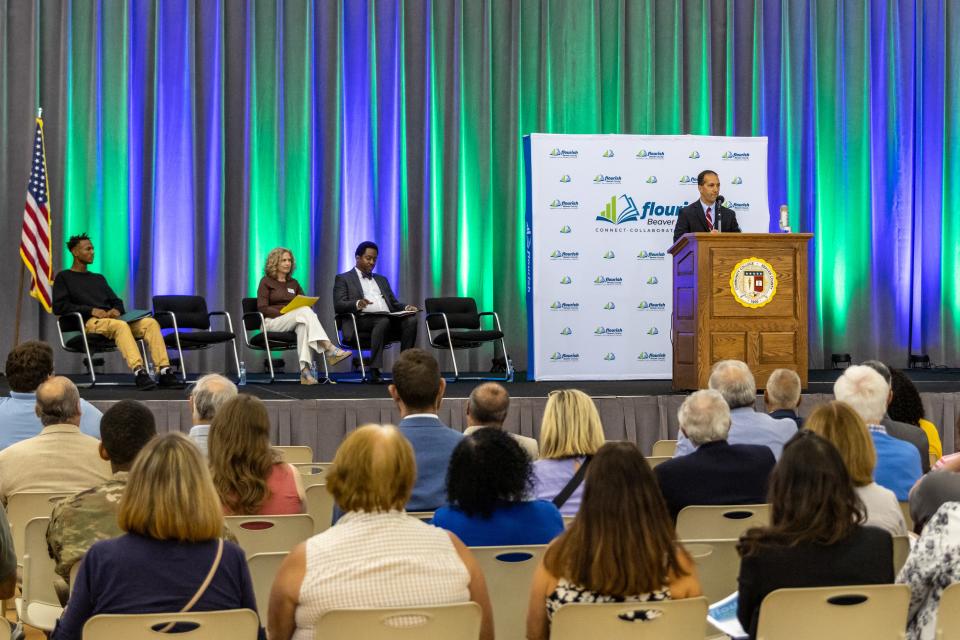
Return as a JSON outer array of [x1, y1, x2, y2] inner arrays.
[[292, 511, 470, 640]]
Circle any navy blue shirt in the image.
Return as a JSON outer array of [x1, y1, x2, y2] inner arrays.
[[52, 534, 264, 640], [432, 500, 565, 546]]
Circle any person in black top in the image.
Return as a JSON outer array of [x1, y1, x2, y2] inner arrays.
[[736, 431, 893, 639], [52, 234, 176, 389]]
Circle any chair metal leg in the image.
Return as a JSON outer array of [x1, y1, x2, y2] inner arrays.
[[230, 338, 242, 381], [319, 353, 331, 383]]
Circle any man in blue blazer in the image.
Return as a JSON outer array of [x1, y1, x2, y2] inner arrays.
[[333, 241, 419, 383], [672, 169, 741, 242], [389, 349, 462, 511], [655, 389, 775, 520]]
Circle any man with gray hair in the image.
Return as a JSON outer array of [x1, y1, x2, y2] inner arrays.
[[835, 365, 922, 500], [674, 360, 797, 459], [187, 374, 238, 455], [0, 376, 110, 504], [462, 382, 538, 458], [861, 360, 930, 473], [655, 390, 775, 519], [764, 368, 803, 428]]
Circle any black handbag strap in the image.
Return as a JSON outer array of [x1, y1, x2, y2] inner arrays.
[[552, 455, 593, 509]]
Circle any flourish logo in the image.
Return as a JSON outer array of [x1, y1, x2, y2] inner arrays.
[[646, 276, 659, 285], [602, 149, 615, 158], [596, 194, 640, 225], [688, 151, 701, 159], [602, 250, 616, 259]]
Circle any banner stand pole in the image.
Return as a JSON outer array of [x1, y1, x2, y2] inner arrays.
[[13, 261, 25, 347]]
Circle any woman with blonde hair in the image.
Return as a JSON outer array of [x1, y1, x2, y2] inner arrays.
[[532, 389, 606, 516], [805, 400, 907, 535], [268, 424, 493, 640], [257, 247, 350, 384], [51, 433, 263, 640], [209, 395, 305, 515]]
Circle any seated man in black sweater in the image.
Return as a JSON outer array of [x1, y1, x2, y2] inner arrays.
[[52, 234, 175, 390]]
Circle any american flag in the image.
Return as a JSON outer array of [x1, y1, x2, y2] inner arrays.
[[20, 117, 53, 313]]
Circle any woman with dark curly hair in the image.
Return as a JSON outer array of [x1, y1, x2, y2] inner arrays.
[[432, 428, 563, 547], [736, 431, 893, 639], [888, 367, 942, 467]]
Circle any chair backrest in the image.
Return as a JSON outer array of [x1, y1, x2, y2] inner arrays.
[[0, 617, 10, 640], [314, 602, 482, 640], [675, 504, 770, 540], [756, 584, 910, 640], [241, 298, 261, 331], [550, 598, 709, 640], [406, 511, 435, 522], [274, 446, 313, 464], [651, 439, 677, 456], [304, 485, 335, 535], [246, 552, 288, 618], [424, 298, 480, 330], [892, 535, 910, 576], [22, 517, 62, 612], [562, 515, 576, 529], [224, 514, 315, 557], [645, 455, 672, 469], [471, 545, 546, 640], [152, 295, 211, 330], [899, 501, 914, 533], [682, 539, 741, 604], [82, 609, 261, 640], [293, 463, 331, 486], [7, 492, 72, 565], [936, 582, 960, 639]]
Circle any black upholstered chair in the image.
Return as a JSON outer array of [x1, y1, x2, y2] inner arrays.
[[55, 312, 149, 387], [152, 295, 241, 382], [240, 298, 329, 383], [333, 313, 400, 383], [424, 297, 512, 381]]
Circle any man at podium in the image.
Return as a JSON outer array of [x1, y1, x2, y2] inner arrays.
[[672, 169, 741, 242]]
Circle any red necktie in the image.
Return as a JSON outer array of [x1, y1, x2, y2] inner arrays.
[[705, 207, 714, 231]]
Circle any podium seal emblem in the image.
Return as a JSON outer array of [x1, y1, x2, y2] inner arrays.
[[730, 257, 777, 308]]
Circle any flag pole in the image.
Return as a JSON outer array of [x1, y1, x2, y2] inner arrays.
[[14, 107, 45, 346]]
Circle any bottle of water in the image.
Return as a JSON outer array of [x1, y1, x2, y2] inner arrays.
[[311, 360, 319, 381], [238, 361, 247, 386]]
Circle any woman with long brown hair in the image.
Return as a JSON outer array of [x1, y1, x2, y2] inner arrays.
[[209, 395, 305, 515], [736, 431, 893, 638], [525, 442, 701, 640]]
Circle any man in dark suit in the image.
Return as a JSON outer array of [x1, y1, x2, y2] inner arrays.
[[333, 241, 419, 383], [655, 389, 775, 520], [672, 169, 742, 242]]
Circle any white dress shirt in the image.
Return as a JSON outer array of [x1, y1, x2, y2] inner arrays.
[[355, 268, 390, 313]]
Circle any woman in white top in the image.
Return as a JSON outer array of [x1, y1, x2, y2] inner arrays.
[[268, 424, 493, 640], [899, 501, 960, 640], [805, 400, 907, 536]]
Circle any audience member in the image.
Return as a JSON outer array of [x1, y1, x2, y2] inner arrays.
[[899, 501, 960, 640], [532, 389, 605, 516], [0, 340, 102, 449], [209, 395, 305, 515], [736, 431, 893, 639], [463, 382, 538, 458], [674, 360, 796, 459], [889, 367, 942, 467], [187, 374, 237, 456], [433, 428, 563, 546], [764, 368, 803, 428], [51, 433, 263, 640], [47, 400, 157, 588], [0, 505, 15, 600], [268, 425, 493, 640], [908, 469, 960, 531], [526, 442, 701, 640], [861, 360, 930, 473], [655, 390, 775, 520], [0, 376, 110, 504], [835, 366, 922, 500], [805, 400, 907, 535], [388, 349, 462, 511]]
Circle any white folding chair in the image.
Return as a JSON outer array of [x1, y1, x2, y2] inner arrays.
[[246, 552, 288, 618], [682, 539, 741, 604], [224, 514, 314, 557], [6, 492, 71, 566], [273, 446, 313, 464], [304, 484, 335, 535], [471, 545, 546, 640], [406, 511, 435, 522], [562, 515, 576, 529], [314, 602, 481, 640], [82, 608, 260, 640], [293, 462, 332, 487], [651, 439, 678, 457], [675, 504, 770, 540], [550, 597, 709, 640], [756, 584, 910, 640], [892, 535, 910, 576], [899, 501, 914, 532], [645, 455, 672, 469], [936, 582, 960, 639], [18, 517, 63, 631], [0, 617, 10, 640]]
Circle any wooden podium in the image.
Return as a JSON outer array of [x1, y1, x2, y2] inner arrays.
[[668, 233, 812, 390]]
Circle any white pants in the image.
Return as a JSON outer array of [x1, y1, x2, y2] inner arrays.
[[263, 307, 334, 369]]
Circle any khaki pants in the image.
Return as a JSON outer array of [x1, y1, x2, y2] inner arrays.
[[84, 317, 170, 372]]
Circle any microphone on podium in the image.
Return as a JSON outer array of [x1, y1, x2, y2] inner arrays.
[[715, 195, 725, 233]]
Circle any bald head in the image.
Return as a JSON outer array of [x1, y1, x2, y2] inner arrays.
[[190, 374, 238, 424], [466, 383, 510, 427], [708, 360, 757, 409], [35, 376, 81, 426]]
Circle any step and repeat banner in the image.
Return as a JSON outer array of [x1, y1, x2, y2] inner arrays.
[[525, 133, 770, 381]]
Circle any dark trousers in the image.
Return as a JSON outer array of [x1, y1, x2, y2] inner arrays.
[[345, 313, 418, 368]]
